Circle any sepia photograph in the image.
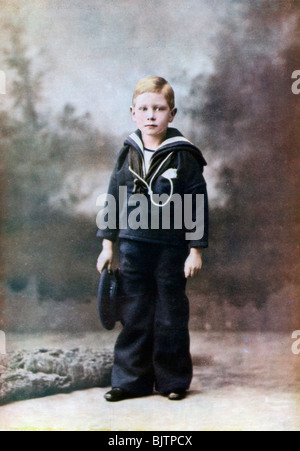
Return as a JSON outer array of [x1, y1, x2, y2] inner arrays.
[[0, 0, 299, 432]]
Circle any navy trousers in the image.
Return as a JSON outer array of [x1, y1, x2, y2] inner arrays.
[[111, 239, 193, 396]]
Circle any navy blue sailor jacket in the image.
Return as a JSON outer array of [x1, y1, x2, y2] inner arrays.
[[97, 127, 209, 248]]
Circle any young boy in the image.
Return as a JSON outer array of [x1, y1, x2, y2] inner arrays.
[[97, 76, 208, 402]]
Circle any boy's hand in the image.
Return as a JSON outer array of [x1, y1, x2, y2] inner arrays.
[[97, 239, 114, 274], [184, 248, 203, 278]]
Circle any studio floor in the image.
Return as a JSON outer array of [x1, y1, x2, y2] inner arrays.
[[0, 330, 299, 431]]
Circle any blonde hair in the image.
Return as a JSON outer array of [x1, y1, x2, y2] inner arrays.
[[132, 76, 175, 110]]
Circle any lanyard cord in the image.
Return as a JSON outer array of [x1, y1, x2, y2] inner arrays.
[[129, 152, 175, 208]]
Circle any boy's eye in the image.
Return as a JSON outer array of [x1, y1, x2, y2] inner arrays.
[[138, 106, 167, 112]]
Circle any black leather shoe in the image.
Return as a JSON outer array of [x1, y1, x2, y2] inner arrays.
[[167, 390, 187, 401], [104, 388, 134, 402]]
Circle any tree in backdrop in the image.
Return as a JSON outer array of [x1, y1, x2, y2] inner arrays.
[[187, 0, 300, 308], [0, 23, 116, 302]]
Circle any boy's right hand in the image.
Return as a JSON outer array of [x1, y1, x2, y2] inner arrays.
[[97, 240, 114, 274]]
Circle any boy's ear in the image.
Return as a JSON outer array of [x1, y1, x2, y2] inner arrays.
[[130, 106, 136, 122], [169, 108, 177, 122]]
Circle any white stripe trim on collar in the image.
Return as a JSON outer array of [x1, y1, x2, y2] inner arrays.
[[157, 136, 192, 149], [129, 133, 144, 151], [129, 133, 192, 151]]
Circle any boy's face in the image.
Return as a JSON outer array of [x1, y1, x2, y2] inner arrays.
[[130, 92, 177, 142]]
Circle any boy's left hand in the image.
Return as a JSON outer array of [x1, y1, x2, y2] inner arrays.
[[184, 248, 203, 278]]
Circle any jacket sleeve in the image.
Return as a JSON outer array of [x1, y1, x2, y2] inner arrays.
[[96, 163, 120, 242], [181, 152, 209, 248]]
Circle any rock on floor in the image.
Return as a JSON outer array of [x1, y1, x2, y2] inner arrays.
[[0, 348, 113, 406]]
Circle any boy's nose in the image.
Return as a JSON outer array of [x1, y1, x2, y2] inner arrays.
[[147, 109, 156, 120]]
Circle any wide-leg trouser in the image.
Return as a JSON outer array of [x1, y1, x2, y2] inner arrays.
[[111, 239, 193, 396]]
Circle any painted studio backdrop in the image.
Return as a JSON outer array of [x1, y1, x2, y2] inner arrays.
[[0, 0, 299, 431]]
